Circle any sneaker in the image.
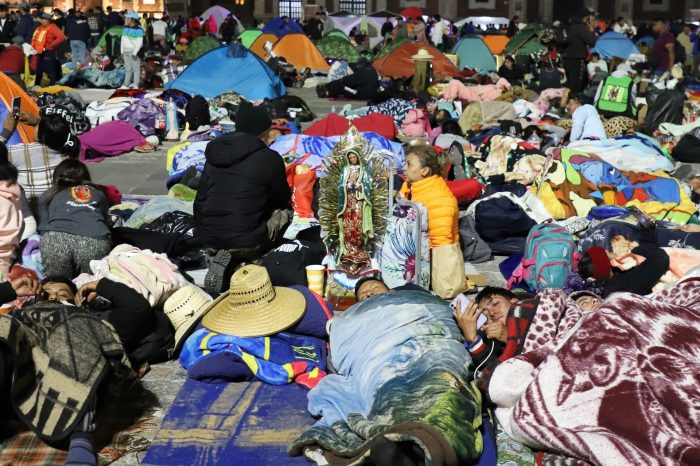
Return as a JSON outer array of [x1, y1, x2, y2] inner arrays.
[[204, 249, 233, 294]]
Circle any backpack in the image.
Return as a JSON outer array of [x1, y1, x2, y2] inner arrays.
[[184, 95, 210, 131], [506, 223, 576, 291], [595, 75, 637, 118]]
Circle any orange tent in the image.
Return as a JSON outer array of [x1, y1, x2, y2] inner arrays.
[[271, 33, 330, 72], [483, 35, 509, 54], [372, 42, 460, 80], [249, 33, 278, 59], [0, 72, 38, 143]]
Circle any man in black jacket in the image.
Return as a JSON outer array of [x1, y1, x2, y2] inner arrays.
[[562, 8, 597, 94], [194, 102, 292, 294], [66, 9, 90, 70], [0, 5, 16, 44]]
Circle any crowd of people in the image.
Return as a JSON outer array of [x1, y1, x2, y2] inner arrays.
[[0, 3, 698, 466]]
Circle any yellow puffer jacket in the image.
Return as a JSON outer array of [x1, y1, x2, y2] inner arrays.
[[400, 175, 459, 247]]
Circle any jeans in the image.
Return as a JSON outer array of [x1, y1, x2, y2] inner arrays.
[[34, 49, 59, 86], [70, 40, 86, 70], [122, 52, 141, 87]]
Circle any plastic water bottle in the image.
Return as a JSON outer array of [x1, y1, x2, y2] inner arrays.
[[527, 132, 541, 150], [330, 105, 336, 114]]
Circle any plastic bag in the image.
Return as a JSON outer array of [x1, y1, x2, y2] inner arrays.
[[141, 210, 196, 237], [645, 89, 684, 134]]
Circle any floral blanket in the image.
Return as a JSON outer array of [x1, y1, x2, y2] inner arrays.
[[289, 291, 483, 465], [490, 280, 700, 466]]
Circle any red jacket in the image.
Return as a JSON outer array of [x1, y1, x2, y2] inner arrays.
[[0, 45, 24, 74], [31, 23, 65, 54]]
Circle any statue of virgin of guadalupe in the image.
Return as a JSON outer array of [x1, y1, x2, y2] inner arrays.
[[319, 126, 388, 277]]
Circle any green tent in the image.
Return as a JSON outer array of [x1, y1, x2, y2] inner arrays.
[[97, 26, 123, 48], [238, 29, 263, 48], [373, 38, 410, 59], [183, 36, 222, 63], [317, 35, 360, 62], [327, 29, 350, 41], [504, 24, 546, 57]]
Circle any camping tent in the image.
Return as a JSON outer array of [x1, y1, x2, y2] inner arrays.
[[263, 17, 304, 37], [374, 38, 411, 59], [0, 72, 39, 143], [201, 5, 243, 33], [317, 36, 360, 62], [166, 44, 286, 101], [183, 35, 221, 63], [400, 7, 422, 19], [483, 35, 509, 54], [366, 10, 401, 18], [504, 25, 546, 57], [249, 33, 279, 58], [97, 26, 123, 48], [591, 31, 640, 59], [327, 29, 350, 41], [455, 16, 509, 31], [271, 33, 330, 71], [238, 29, 263, 48], [328, 12, 361, 36], [451, 36, 496, 71], [372, 42, 460, 79]]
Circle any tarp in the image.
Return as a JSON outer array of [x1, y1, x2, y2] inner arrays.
[[451, 36, 497, 71], [183, 35, 221, 63], [0, 72, 39, 143], [455, 16, 510, 30], [249, 33, 279, 59], [372, 42, 460, 79], [238, 29, 263, 48], [317, 36, 360, 62], [263, 17, 304, 37], [591, 31, 640, 59], [271, 33, 330, 71], [483, 34, 509, 54], [504, 24, 546, 57], [97, 26, 123, 48], [166, 44, 286, 101]]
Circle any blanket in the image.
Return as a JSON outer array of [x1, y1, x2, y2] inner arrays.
[[289, 291, 483, 465], [0, 302, 135, 441], [567, 134, 674, 173], [536, 149, 697, 224], [490, 280, 700, 466], [74, 244, 189, 306], [79, 120, 146, 162]]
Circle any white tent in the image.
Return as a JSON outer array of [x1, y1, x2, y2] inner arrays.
[[328, 11, 362, 36], [455, 16, 509, 31], [201, 5, 244, 33]]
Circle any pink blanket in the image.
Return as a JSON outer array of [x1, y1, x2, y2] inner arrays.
[[490, 283, 700, 466], [444, 78, 511, 103]]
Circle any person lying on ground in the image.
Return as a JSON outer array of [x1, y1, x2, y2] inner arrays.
[[566, 92, 607, 141], [579, 226, 670, 297], [354, 276, 429, 302], [316, 57, 380, 100], [570, 289, 602, 312]]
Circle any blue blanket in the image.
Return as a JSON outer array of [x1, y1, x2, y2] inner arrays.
[[289, 290, 483, 463], [143, 380, 314, 465]]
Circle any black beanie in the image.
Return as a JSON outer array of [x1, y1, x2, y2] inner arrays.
[[235, 101, 272, 136]]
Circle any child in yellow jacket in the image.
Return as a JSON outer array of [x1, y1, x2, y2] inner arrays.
[[400, 145, 466, 298]]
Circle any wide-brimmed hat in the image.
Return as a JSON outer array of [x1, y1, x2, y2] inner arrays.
[[411, 47, 433, 61], [164, 285, 214, 351], [202, 264, 306, 337]]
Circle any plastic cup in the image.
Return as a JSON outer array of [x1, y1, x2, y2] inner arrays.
[[305, 265, 326, 296]]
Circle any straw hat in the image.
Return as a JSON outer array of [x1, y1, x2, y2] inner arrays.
[[202, 264, 306, 337], [163, 285, 214, 351], [411, 48, 434, 61]]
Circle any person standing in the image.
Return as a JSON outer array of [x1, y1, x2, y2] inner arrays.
[[413, 17, 426, 43], [677, 25, 693, 70], [380, 17, 393, 42], [0, 5, 16, 44], [15, 3, 34, 44], [120, 12, 143, 89], [562, 8, 597, 94], [394, 16, 408, 40], [506, 15, 519, 38], [430, 14, 447, 51], [651, 19, 675, 75], [219, 15, 237, 44], [66, 9, 90, 70], [31, 13, 64, 86], [86, 8, 103, 49], [105, 6, 123, 29]]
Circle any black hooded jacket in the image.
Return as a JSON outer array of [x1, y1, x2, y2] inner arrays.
[[563, 17, 596, 60], [194, 132, 291, 249]]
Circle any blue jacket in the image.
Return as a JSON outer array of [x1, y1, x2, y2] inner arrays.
[[15, 13, 34, 43]]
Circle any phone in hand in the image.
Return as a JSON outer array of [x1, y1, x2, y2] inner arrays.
[[11, 96, 20, 119], [451, 294, 489, 328]]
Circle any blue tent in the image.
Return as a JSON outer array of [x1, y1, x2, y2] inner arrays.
[[263, 17, 304, 37], [166, 44, 286, 101], [636, 36, 654, 47], [451, 36, 496, 72], [591, 31, 640, 59]]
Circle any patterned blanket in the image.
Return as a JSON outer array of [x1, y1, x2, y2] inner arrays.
[[490, 280, 700, 466], [289, 291, 483, 465], [0, 302, 135, 442], [536, 148, 697, 224]]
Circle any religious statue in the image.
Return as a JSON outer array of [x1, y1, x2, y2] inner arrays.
[[319, 126, 388, 277]]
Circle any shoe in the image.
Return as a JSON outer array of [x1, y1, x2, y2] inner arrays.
[[204, 249, 233, 295]]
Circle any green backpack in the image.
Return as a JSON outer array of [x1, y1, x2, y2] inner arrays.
[[595, 75, 637, 118]]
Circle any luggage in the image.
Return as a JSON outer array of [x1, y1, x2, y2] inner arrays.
[[379, 200, 431, 290], [506, 222, 576, 291], [84, 100, 132, 127]]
